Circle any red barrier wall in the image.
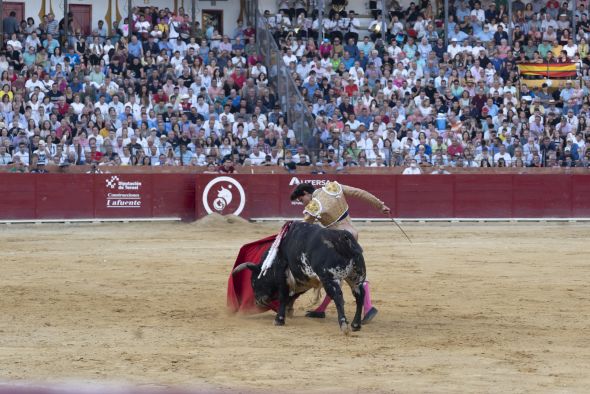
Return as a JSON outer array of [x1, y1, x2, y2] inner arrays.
[[1, 174, 590, 221], [196, 174, 590, 219], [0, 174, 196, 221]]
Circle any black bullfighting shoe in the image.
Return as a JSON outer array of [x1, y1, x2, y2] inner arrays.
[[305, 311, 326, 318], [361, 307, 378, 324]]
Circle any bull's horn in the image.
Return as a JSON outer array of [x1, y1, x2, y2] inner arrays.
[[232, 262, 258, 275]]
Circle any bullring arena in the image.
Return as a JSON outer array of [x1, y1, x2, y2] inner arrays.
[[1, 215, 589, 393]]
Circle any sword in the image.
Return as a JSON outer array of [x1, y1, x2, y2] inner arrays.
[[388, 214, 412, 244]]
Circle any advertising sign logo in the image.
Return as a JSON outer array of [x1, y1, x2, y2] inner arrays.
[[202, 177, 246, 216], [105, 176, 143, 208]]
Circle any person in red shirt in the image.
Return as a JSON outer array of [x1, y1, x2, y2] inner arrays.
[[344, 76, 359, 97], [180, 95, 191, 112], [55, 96, 70, 116], [218, 158, 237, 173], [87, 137, 103, 163], [152, 87, 168, 104], [447, 137, 464, 157], [231, 67, 247, 89]]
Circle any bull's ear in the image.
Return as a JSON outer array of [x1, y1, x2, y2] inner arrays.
[[232, 262, 260, 275]]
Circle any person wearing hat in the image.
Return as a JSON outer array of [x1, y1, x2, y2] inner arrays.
[[447, 37, 462, 58], [560, 80, 575, 103], [538, 37, 552, 59], [33, 140, 50, 166], [557, 12, 570, 31]]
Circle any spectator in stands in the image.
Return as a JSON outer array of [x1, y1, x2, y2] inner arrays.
[[402, 159, 422, 174]]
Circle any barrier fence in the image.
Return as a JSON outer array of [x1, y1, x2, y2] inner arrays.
[[255, 9, 315, 147], [1, 174, 590, 221]]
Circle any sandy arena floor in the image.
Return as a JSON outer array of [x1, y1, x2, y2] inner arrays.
[[0, 217, 589, 393]]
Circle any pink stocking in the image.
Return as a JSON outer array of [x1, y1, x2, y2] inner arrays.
[[314, 295, 332, 312], [363, 281, 373, 312]]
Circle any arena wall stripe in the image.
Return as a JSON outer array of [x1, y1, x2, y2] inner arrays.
[[1, 174, 590, 221]]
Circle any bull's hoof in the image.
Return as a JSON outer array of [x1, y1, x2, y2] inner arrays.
[[351, 322, 361, 332], [274, 316, 285, 326], [305, 311, 326, 319], [286, 307, 294, 318], [362, 307, 378, 324], [339, 319, 350, 335]]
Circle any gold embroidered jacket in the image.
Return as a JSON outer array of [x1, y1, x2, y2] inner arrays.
[[302, 181, 385, 227]]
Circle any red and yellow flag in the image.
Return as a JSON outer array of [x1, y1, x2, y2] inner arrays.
[[517, 62, 577, 78]]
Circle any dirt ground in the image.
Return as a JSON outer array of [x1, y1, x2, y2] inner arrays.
[[1, 217, 589, 393]]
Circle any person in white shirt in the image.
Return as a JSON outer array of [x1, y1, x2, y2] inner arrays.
[[282, 48, 297, 66], [109, 95, 124, 115], [7, 34, 22, 52], [470, 2, 485, 23], [369, 155, 386, 167], [493, 144, 512, 166], [203, 115, 222, 136], [323, 17, 337, 38], [134, 14, 151, 35], [219, 106, 235, 124], [25, 74, 45, 93], [116, 120, 135, 138], [249, 145, 266, 165], [345, 11, 361, 42], [13, 142, 30, 166], [402, 159, 422, 174], [250, 62, 267, 79], [94, 96, 109, 117], [447, 38, 463, 58], [345, 113, 361, 131], [194, 96, 209, 119], [296, 57, 311, 80], [387, 41, 402, 58], [382, 80, 397, 99], [563, 39, 578, 58], [0, 145, 12, 165], [388, 15, 404, 37], [33, 140, 51, 165], [352, 130, 367, 151]]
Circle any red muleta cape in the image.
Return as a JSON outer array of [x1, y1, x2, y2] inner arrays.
[[227, 234, 280, 314]]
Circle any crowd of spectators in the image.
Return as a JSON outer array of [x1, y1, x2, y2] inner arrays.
[[1, 0, 590, 174], [267, 0, 590, 169]]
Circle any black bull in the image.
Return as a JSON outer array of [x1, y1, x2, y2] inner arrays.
[[232, 222, 367, 334]]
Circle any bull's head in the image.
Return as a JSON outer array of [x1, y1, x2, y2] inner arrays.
[[232, 262, 277, 308]]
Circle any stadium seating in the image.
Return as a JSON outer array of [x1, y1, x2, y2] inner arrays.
[[0, 0, 589, 173]]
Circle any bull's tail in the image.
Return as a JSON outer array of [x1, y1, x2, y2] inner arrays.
[[309, 287, 324, 307]]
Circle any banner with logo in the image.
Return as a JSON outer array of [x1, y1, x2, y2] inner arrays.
[[1, 174, 590, 221], [95, 174, 153, 218], [196, 174, 400, 219]]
